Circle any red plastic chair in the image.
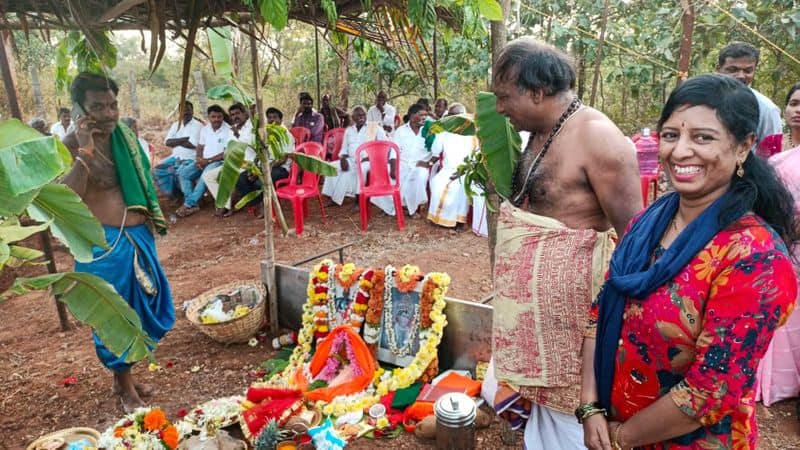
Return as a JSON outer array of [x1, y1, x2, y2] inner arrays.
[[275, 142, 327, 236], [289, 126, 311, 145], [355, 140, 405, 232], [323, 127, 346, 161]]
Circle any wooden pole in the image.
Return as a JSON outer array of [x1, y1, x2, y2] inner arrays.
[[433, 29, 439, 101], [250, 24, 279, 335], [40, 232, 72, 331], [30, 65, 46, 119], [0, 30, 23, 119], [589, 0, 610, 107], [314, 27, 321, 104], [192, 71, 208, 118], [128, 71, 140, 119], [677, 0, 695, 85]]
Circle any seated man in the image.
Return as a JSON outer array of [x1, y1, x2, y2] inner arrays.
[[235, 106, 296, 218], [372, 104, 430, 216], [175, 104, 232, 217], [427, 103, 476, 228], [50, 107, 72, 140], [366, 90, 397, 135], [154, 101, 203, 201], [201, 102, 255, 218], [322, 105, 386, 207]]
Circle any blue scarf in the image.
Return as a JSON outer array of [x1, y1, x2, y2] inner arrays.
[[594, 190, 747, 410]]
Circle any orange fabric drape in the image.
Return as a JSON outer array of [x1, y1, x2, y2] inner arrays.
[[296, 325, 377, 402]]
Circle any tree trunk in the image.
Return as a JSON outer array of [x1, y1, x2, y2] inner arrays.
[[128, 71, 140, 119], [676, 0, 695, 85], [192, 71, 208, 118], [0, 30, 22, 119], [338, 36, 351, 110], [30, 65, 45, 119], [589, 0, 610, 107], [576, 42, 586, 99], [250, 25, 279, 336], [487, 0, 512, 276]]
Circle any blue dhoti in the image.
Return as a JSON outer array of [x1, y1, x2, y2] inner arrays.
[[75, 224, 175, 372]]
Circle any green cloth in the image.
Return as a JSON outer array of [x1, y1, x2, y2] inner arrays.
[[421, 119, 436, 152], [391, 382, 422, 410], [111, 123, 168, 235]]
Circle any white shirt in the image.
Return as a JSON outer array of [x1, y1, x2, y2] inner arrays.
[[341, 123, 388, 159], [50, 122, 71, 140], [279, 125, 296, 170], [137, 137, 152, 163], [235, 119, 256, 162], [392, 123, 428, 165], [198, 122, 233, 159], [366, 104, 397, 132], [751, 87, 783, 142], [165, 118, 204, 160]]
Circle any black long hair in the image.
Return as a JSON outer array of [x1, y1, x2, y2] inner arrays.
[[658, 74, 798, 247]]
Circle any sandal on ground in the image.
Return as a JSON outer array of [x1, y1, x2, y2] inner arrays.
[[213, 208, 232, 218], [175, 205, 199, 217]]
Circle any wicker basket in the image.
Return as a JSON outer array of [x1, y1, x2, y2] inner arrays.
[[186, 281, 267, 344], [26, 427, 100, 450]]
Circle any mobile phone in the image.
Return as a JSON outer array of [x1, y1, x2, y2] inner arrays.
[[71, 102, 86, 122]]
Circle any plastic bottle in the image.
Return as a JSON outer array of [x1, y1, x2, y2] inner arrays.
[[635, 127, 659, 175]]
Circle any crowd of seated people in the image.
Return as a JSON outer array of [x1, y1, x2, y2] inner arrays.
[[139, 90, 488, 233]]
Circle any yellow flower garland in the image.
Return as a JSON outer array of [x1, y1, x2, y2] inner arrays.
[[373, 269, 450, 395]]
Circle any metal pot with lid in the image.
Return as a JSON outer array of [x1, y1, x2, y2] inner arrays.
[[434, 392, 477, 449]]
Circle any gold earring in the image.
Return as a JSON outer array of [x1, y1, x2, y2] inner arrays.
[[736, 160, 744, 177]]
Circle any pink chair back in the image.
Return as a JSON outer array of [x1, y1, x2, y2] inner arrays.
[[289, 126, 311, 144], [323, 128, 346, 161], [355, 140, 401, 191], [288, 142, 325, 189]]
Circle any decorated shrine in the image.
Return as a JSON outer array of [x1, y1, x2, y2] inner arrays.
[[71, 260, 491, 449]]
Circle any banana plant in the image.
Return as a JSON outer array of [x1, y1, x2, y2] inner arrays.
[[0, 119, 155, 363], [427, 91, 522, 202], [205, 26, 336, 236]]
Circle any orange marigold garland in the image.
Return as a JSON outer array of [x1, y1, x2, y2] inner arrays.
[[363, 269, 386, 346], [312, 262, 333, 339]]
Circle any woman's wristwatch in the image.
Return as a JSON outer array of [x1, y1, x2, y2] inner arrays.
[[575, 401, 607, 424]]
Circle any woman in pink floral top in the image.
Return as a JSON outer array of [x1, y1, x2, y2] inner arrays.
[[579, 75, 798, 450]]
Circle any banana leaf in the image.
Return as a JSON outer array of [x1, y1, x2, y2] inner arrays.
[[235, 191, 262, 210], [4, 245, 45, 269], [475, 92, 521, 199], [27, 184, 109, 262], [207, 84, 255, 105], [0, 216, 50, 243], [293, 153, 338, 177], [6, 272, 155, 363], [427, 114, 477, 136], [0, 119, 72, 196], [207, 27, 234, 79], [215, 140, 248, 209], [0, 242, 8, 268]]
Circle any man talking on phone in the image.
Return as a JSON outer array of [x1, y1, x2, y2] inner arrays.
[[62, 72, 174, 412]]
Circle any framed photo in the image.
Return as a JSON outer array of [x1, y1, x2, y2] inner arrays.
[[376, 286, 421, 367]]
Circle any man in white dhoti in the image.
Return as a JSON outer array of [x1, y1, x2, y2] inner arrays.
[[322, 106, 386, 206], [427, 103, 477, 228], [372, 104, 430, 216]]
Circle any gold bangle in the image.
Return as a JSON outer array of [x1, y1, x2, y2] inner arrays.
[[612, 422, 626, 450], [74, 156, 90, 172]]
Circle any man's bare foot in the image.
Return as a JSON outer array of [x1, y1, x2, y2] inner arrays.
[[118, 389, 147, 413], [113, 380, 155, 398]]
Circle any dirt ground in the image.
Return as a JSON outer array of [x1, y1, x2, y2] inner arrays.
[[1, 127, 798, 449]]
